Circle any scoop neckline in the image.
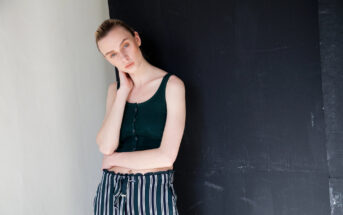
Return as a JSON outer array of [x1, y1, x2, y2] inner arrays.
[[126, 73, 169, 105]]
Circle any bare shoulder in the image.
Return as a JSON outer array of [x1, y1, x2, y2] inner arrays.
[[166, 73, 186, 102], [167, 73, 185, 90]]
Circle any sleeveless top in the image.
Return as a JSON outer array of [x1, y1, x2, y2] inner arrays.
[[116, 72, 173, 152]]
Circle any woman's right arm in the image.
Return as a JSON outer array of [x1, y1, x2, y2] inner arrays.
[[96, 82, 130, 155]]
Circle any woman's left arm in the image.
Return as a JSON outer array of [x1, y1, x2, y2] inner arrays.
[[102, 75, 186, 170]]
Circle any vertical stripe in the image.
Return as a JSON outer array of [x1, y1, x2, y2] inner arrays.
[[131, 176, 135, 215], [165, 174, 169, 215], [156, 174, 162, 214], [138, 175, 142, 215], [104, 174, 109, 215], [172, 187, 175, 214], [154, 175, 158, 215], [106, 173, 111, 214], [104, 173, 110, 215], [161, 174, 165, 215], [168, 175, 173, 215], [127, 176, 130, 215], [110, 175, 118, 215], [149, 175, 153, 215], [96, 173, 105, 215], [134, 175, 139, 214], [126, 177, 130, 215], [120, 192, 124, 215], [107, 174, 113, 215], [143, 175, 147, 215], [103, 174, 107, 215], [120, 176, 126, 215], [153, 174, 157, 215], [99, 172, 108, 215]]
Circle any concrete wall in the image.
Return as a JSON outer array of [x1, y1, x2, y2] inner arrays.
[[0, 1, 113, 214]]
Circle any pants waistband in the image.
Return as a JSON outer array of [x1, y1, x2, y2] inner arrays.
[[102, 169, 175, 183]]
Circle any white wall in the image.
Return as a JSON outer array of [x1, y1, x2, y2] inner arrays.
[[0, 1, 114, 214]]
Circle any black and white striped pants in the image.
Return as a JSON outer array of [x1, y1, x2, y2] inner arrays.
[[93, 169, 179, 215]]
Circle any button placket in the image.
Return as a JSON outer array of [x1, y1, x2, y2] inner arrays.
[[132, 104, 138, 150]]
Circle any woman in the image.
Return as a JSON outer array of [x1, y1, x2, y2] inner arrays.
[[93, 18, 186, 215]]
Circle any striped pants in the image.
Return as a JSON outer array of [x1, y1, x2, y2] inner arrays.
[[93, 169, 179, 215]]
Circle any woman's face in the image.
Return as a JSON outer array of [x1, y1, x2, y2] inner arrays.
[[97, 26, 143, 73]]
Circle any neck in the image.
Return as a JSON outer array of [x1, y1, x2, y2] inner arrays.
[[128, 58, 156, 88]]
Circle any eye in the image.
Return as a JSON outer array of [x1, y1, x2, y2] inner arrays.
[[124, 43, 129, 48], [110, 53, 116, 58]]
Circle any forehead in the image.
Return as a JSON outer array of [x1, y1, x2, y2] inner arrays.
[[98, 26, 132, 54]]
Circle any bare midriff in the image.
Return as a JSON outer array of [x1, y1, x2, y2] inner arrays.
[[108, 165, 174, 174]]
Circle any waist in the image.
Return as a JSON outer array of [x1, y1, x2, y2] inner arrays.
[[106, 165, 173, 175]]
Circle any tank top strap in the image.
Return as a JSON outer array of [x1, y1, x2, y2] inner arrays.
[[155, 72, 172, 101], [160, 72, 172, 91]]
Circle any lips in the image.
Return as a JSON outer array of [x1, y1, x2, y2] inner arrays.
[[125, 62, 134, 68]]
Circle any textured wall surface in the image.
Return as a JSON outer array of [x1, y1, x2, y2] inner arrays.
[[108, 0, 331, 214]]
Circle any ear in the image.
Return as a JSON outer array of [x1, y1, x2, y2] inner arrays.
[[134, 31, 141, 47]]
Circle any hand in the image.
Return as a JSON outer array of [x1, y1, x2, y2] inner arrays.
[[118, 69, 133, 92], [101, 153, 115, 170]]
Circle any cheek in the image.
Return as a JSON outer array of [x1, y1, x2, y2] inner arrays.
[[106, 58, 118, 67], [131, 45, 141, 58]]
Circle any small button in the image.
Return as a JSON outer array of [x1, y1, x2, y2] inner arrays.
[[135, 136, 138, 141], [132, 147, 136, 151], [133, 118, 136, 122], [134, 107, 137, 112], [132, 129, 135, 133]]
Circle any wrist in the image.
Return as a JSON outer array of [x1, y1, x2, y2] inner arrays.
[[117, 87, 131, 96], [115, 89, 129, 102]]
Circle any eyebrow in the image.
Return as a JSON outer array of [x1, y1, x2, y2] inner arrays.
[[105, 37, 129, 56]]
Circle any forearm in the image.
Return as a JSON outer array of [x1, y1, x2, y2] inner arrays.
[[110, 148, 172, 170], [96, 90, 128, 155]]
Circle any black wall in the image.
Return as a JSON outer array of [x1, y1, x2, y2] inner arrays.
[[108, 0, 339, 214], [319, 0, 343, 215]]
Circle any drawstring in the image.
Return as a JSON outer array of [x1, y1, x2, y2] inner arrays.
[[113, 175, 136, 210], [113, 176, 125, 209], [128, 177, 136, 183]]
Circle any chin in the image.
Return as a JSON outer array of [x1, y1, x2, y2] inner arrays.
[[124, 69, 134, 74], [126, 66, 137, 73]]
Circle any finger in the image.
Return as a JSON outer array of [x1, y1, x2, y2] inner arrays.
[[118, 69, 127, 76], [118, 69, 124, 79]]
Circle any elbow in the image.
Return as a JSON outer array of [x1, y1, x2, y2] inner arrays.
[[96, 135, 116, 155], [161, 148, 176, 167], [99, 145, 114, 155], [167, 156, 176, 167]]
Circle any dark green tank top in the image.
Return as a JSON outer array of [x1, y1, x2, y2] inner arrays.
[[116, 72, 172, 152]]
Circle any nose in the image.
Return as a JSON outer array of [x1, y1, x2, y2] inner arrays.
[[120, 52, 131, 63]]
